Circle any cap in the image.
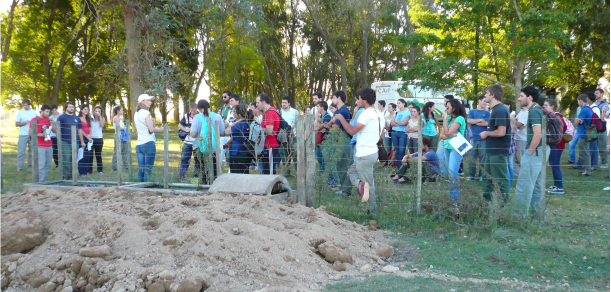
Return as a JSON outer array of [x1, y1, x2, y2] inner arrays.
[[138, 94, 155, 103]]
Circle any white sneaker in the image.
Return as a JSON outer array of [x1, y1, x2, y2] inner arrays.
[[604, 187, 610, 191], [545, 186, 557, 192]]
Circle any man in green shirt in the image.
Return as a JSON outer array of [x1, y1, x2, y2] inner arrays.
[[220, 90, 233, 120], [513, 86, 550, 220]]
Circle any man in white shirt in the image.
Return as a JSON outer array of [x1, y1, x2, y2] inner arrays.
[[310, 92, 323, 116], [334, 88, 384, 216], [513, 105, 529, 176], [377, 100, 388, 117], [280, 96, 299, 172], [15, 99, 38, 172]]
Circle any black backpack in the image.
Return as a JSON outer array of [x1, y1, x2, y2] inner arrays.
[[534, 105, 563, 145]]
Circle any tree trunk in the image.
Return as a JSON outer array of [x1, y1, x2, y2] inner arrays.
[[1, 0, 20, 62], [289, 0, 296, 100], [123, 3, 145, 118], [360, 17, 370, 89]]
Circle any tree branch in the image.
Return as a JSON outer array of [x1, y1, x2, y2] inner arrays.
[[477, 72, 518, 91]]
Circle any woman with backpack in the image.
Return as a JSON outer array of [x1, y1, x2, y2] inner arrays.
[[225, 104, 252, 174], [543, 99, 568, 194]]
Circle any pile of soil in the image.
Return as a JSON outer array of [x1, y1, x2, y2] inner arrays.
[[1, 187, 395, 291]]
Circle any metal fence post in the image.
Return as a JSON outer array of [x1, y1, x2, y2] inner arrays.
[[31, 120, 39, 183]]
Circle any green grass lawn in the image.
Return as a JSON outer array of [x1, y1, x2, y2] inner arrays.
[[1, 125, 609, 291]]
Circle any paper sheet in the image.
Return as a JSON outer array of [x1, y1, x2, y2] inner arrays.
[[78, 148, 84, 161], [448, 133, 472, 156], [87, 140, 93, 151]]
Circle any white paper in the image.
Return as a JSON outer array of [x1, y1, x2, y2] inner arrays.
[[78, 148, 84, 161], [448, 133, 472, 156], [87, 140, 93, 151]]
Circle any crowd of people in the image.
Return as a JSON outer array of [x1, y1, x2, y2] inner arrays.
[[14, 81, 610, 218]]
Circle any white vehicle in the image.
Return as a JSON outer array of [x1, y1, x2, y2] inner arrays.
[[371, 81, 472, 115]]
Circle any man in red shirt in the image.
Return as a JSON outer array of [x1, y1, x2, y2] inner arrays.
[[30, 105, 55, 182], [256, 93, 281, 174]]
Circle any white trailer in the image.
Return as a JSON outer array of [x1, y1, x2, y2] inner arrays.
[[371, 81, 472, 114]]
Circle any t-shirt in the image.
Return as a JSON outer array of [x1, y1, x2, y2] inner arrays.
[[350, 108, 365, 145], [599, 100, 610, 119], [261, 107, 281, 149], [443, 116, 466, 150], [413, 149, 440, 175], [468, 109, 490, 141], [486, 103, 511, 155], [526, 104, 544, 148], [29, 116, 52, 148], [57, 114, 83, 144], [16, 109, 37, 136], [190, 112, 226, 141], [281, 107, 299, 134], [90, 119, 103, 139], [134, 110, 155, 145], [576, 106, 593, 139], [515, 110, 529, 141], [230, 121, 250, 156], [333, 105, 352, 136], [355, 108, 384, 158], [422, 114, 437, 136], [220, 105, 232, 120], [392, 110, 410, 132]]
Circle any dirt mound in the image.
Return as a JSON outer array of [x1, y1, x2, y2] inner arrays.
[[1, 187, 394, 291]]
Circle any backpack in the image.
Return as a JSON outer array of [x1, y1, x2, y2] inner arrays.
[[585, 105, 606, 133], [534, 105, 563, 145], [264, 109, 293, 143], [560, 115, 574, 143], [196, 113, 217, 154]]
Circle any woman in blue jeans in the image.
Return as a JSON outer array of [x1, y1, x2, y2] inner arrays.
[[390, 99, 410, 169], [440, 99, 467, 201], [543, 99, 567, 194], [134, 94, 164, 182]]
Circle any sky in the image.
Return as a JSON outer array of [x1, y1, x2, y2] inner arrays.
[[0, 0, 12, 14]]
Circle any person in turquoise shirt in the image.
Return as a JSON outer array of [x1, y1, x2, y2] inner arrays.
[[440, 99, 467, 201], [422, 102, 438, 152]]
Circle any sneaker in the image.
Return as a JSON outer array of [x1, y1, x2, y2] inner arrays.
[[465, 177, 474, 181], [479, 176, 483, 182], [99, 172, 104, 175], [601, 164, 609, 169], [604, 186, 610, 191], [459, 172, 465, 176], [549, 188, 564, 194], [358, 181, 370, 203], [545, 186, 557, 192]]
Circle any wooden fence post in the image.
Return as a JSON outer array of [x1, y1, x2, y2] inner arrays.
[[416, 118, 423, 215], [56, 120, 64, 180], [126, 119, 133, 178], [296, 115, 306, 205], [164, 124, 169, 189], [305, 114, 316, 207], [31, 120, 39, 183], [71, 125, 77, 186], [540, 115, 547, 221], [115, 126, 123, 186], [215, 121, 222, 177], [206, 117, 214, 184]]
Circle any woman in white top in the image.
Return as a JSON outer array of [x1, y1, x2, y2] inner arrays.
[[112, 105, 130, 171], [90, 106, 106, 174], [384, 103, 396, 158], [405, 105, 421, 155], [134, 94, 164, 182]]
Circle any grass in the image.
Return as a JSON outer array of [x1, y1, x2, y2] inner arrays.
[[1, 124, 608, 291]]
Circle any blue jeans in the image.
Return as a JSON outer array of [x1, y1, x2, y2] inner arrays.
[[445, 147, 463, 200], [136, 141, 156, 182], [507, 154, 514, 188], [392, 132, 407, 169], [549, 144, 563, 189], [576, 140, 599, 168], [437, 140, 447, 176], [262, 148, 281, 175], [569, 137, 578, 163], [179, 143, 200, 179], [384, 136, 392, 154]]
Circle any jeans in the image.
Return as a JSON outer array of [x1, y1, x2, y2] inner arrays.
[[507, 154, 514, 189], [392, 132, 407, 169], [445, 147, 463, 200], [17, 135, 32, 170], [229, 155, 251, 174], [112, 140, 130, 171], [482, 154, 509, 202], [262, 148, 281, 175], [576, 138, 591, 175], [136, 141, 156, 182], [347, 152, 378, 214], [384, 136, 393, 154], [468, 140, 486, 177], [549, 144, 563, 189], [407, 138, 418, 156], [436, 140, 447, 176], [51, 137, 59, 167], [92, 138, 104, 173], [78, 138, 93, 175], [61, 142, 73, 180], [38, 147, 53, 182], [179, 143, 200, 178], [514, 146, 550, 219], [568, 137, 578, 163]]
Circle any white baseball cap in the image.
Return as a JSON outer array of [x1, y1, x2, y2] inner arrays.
[[138, 94, 155, 103]]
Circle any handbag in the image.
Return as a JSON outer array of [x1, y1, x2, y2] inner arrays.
[[586, 124, 598, 142]]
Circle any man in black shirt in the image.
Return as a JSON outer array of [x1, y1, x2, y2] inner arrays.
[[479, 85, 511, 202]]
